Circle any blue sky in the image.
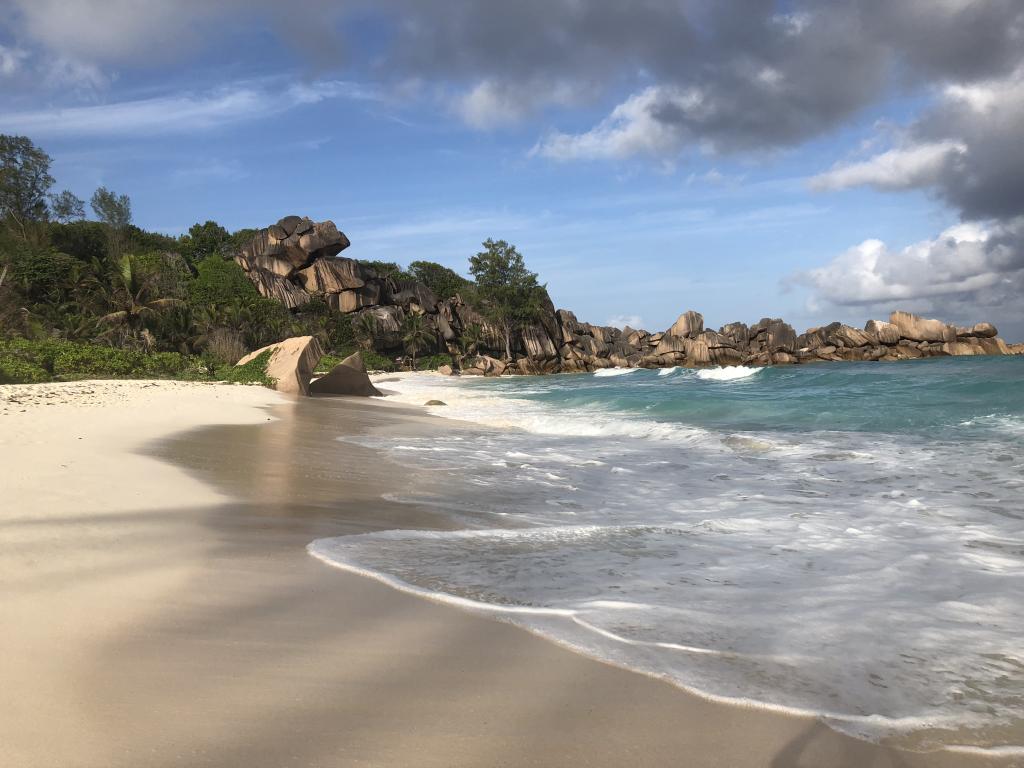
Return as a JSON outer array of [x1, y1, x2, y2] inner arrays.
[[2, 1, 1022, 339]]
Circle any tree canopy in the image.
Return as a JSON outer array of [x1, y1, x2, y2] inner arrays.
[[468, 239, 544, 360], [90, 187, 132, 229], [408, 260, 470, 300], [0, 135, 54, 237]]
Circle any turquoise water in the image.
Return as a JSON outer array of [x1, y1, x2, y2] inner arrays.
[[311, 357, 1024, 751], [480, 356, 1024, 436]]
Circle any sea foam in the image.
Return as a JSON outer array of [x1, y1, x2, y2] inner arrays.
[[342, 360, 1024, 751], [695, 365, 761, 381]]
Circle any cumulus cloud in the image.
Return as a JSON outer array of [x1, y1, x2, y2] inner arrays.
[[533, 86, 696, 161], [796, 218, 1024, 336], [4, 0, 1023, 147], [803, 59, 1024, 336], [799, 221, 1023, 304]]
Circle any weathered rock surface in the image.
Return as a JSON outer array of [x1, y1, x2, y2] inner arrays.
[[668, 310, 704, 339], [232, 215, 1016, 377], [237, 336, 324, 397], [309, 352, 382, 397], [865, 320, 900, 345], [890, 311, 955, 343]]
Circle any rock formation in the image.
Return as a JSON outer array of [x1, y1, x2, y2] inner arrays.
[[309, 352, 382, 397], [236, 335, 324, 396], [231, 215, 1020, 378]]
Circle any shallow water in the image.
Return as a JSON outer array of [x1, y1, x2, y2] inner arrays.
[[309, 357, 1024, 751]]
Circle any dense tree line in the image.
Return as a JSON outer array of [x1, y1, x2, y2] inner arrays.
[[0, 134, 547, 384]]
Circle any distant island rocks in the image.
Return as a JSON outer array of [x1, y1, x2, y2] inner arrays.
[[234, 215, 1021, 383]]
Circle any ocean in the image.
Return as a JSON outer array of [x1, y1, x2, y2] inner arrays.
[[308, 357, 1024, 753]]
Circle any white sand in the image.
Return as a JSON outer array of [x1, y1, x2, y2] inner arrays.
[[0, 380, 285, 766]]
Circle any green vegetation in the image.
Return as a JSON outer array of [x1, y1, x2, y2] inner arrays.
[[468, 238, 545, 360], [401, 312, 435, 369], [1, 133, 547, 385], [408, 260, 470, 300], [214, 349, 274, 387], [0, 338, 208, 383]]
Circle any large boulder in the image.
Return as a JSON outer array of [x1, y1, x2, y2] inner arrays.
[[236, 336, 324, 397], [719, 322, 750, 349], [520, 325, 559, 359], [750, 318, 797, 353], [865, 319, 900, 345], [969, 322, 998, 338], [461, 355, 507, 376], [387, 281, 438, 313], [297, 257, 366, 293], [890, 311, 955, 343], [239, 217, 350, 274], [309, 352, 382, 397], [668, 310, 704, 339], [246, 268, 311, 310], [327, 283, 382, 313]]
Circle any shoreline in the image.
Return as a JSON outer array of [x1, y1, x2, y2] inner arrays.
[[1, 380, 1019, 767]]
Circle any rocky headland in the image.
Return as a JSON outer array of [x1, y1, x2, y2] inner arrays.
[[233, 215, 1020, 386]]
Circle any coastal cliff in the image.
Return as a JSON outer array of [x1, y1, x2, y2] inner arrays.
[[236, 216, 1020, 376]]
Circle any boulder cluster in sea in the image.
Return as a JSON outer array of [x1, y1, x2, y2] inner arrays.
[[235, 215, 1021, 381]]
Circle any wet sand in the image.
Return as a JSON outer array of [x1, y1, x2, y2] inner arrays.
[[1, 382, 1018, 767]]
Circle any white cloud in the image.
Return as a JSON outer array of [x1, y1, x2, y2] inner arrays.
[[0, 78, 373, 137], [797, 219, 1023, 306], [809, 140, 966, 192], [533, 86, 698, 161], [43, 56, 111, 90], [454, 79, 580, 130], [607, 314, 644, 330], [0, 44, 29, 76]]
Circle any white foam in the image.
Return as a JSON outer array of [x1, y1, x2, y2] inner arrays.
[[657, 366, 680, 376], [696, 366, 762, 381], [336, 370, 1024, 751], [592, 367, 640, 377]]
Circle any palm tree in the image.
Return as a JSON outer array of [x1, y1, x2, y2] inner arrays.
[[460, 322, 485, 356], [353, 312, 378, 351], [99, 254, 183, 348], [402, 313, 435, 370]]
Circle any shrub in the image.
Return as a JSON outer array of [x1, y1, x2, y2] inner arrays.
[[214, 350, 274, 386], [8, 244, 78, 303], [0, 339, 208, 382], [0, 354, 50, 384], [188, 255, 259, 306], [417, 353, 455, 370], [48, 221, 109, 263], [315, 349, 395, 374], [204, 327, 248, 366]]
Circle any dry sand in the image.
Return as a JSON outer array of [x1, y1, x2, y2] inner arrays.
[[0, 380, 1018, 767]]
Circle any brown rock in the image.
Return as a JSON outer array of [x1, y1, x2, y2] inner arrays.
[[889, 311, 955, 343], [668, 310, 704, 339], [653, 334, 685, 355], [943, 341, 984, 356], [971, 322, 998, 338], [247, 268, 311, 310], [309, 352, 382, 397], [865, 320, 900, 345], [437, 365, 455, 376], [328, 283, 382, 313], [297, 257, 365, 293], [977, 337, 1011, 355], [237, 336, 324, 397]]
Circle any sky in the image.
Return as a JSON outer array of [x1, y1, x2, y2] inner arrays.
[[1, 1, 1022, 340]]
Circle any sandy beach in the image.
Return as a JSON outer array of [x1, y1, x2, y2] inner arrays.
[[0, 379, 1019, 768]]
